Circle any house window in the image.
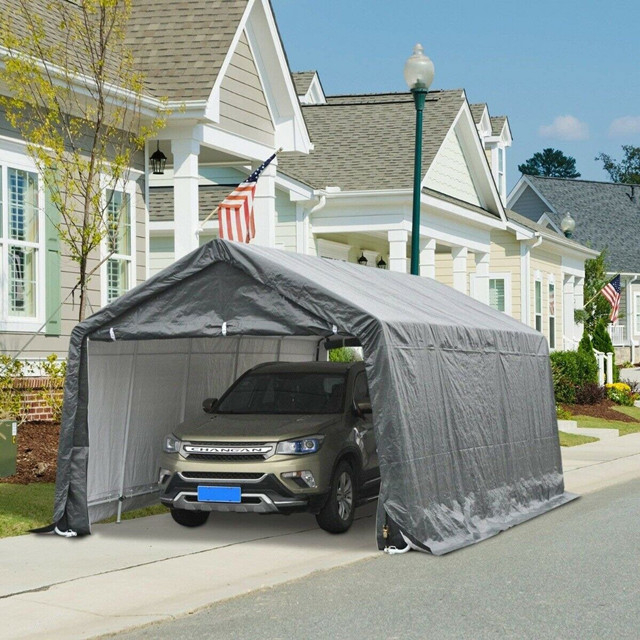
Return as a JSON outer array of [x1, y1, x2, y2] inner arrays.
[[106, 190, 131, 303], [548, 281, 556, 349], [1, 166, 40, 319], [535, 279, 542, 332], [634, 293, 640, 335], [497, 147, 505, 194], [489, 278, 505, 312]]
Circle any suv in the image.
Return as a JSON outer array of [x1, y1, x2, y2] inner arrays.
[[158, 360, 378, 533]]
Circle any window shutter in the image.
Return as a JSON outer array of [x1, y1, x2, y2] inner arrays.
[[45, 188, 61, 336]]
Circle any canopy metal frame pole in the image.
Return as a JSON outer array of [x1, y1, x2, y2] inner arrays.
[[178, 338, 193, 423], [117, 342, 139, 524]]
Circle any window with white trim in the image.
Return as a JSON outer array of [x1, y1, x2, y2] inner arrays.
[[548, 280, 556, 349], [497, 147, 505, 195], [535, 278, 542, 332], [0, 165, 41, 321], [105, 190, 132, 303], [634, 293, 640, 335]]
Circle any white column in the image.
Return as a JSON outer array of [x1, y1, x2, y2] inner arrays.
[[388, 229, 408, 273], [171, 138, 200, 259], [253, 159, 276, 247], [574, 277, 584, 341], [520, 243, 531, 325], [419, 238, 436, 279], [563, 274, 575, 349], [452, 246, 468, 294], [474, 252, 490, 305]]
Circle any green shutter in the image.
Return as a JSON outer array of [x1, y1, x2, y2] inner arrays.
[[44, 187, 61, 336]]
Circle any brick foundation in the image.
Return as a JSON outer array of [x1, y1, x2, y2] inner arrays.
[[12, 377, 64, 423]]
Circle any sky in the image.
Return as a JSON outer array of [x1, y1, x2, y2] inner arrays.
[[272, 0, 640, 192]]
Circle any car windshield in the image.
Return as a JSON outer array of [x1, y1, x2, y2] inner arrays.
[[216, 372, 347, 415]]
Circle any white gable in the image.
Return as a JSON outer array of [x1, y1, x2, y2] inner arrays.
[[426, 128, 482, 206]]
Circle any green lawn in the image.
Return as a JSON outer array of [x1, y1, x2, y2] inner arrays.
[[573, 412, 640, 436], [0, 483, 56, 538], [0, 483, 167, 538], [558, 431, 598, 447]]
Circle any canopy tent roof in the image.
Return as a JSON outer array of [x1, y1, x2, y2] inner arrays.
[[54, 240, 574, 554]]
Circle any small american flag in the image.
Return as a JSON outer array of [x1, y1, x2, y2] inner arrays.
[[601, 274, 621, 323], [218, 152, 277, 243]]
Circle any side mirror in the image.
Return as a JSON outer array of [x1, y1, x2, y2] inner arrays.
[[202, 398, 218, 413], [354, 400, 372, 417]]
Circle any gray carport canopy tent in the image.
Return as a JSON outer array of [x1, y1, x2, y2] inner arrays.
[[53, 239, 575, 555]]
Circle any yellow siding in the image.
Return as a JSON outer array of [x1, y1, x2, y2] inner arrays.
[[435, 252, 454, 287], [530, 246, 563, 349], [489, 230, 522, 321]]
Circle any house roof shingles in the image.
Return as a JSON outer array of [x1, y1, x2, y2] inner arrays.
[[523, 176, 640, 272], [149, 185, 234, 222], [277, 89, 466, 192], [2, 0, 250, 102], [126, 0, 249, 100], [291, 71, 316, 96]]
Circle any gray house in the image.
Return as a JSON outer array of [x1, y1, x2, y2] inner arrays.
[[508, 175, 640, 362]]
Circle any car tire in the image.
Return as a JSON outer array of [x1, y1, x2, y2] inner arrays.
[[316, 460, 356, 534], [170, 508, 210, 528]]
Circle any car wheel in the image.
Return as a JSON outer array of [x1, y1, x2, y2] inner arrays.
[[170, 508, 210, 528], [316, 460, 356, 534]]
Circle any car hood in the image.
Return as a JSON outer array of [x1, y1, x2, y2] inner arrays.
[[174, 413, 340, 442]]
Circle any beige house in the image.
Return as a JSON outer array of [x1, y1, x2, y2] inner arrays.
[[1, 0, 596, 361]]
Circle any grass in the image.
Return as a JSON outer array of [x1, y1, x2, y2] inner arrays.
[[572, 410, 640, 436], [0, 483, 168, 538], [558, 431, 598, 447]]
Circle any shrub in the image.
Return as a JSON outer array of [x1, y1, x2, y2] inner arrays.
[[577, 329, 598, 373], [0, 355, 25, 422], [328, 347, 361, 363], [550, 350, 599, 404], [38, 355, 66, 422], [621, 378, 640, 394], [575, 382, 606, 405], [556, 405, 573, 420], [592, 320, 618, 382]]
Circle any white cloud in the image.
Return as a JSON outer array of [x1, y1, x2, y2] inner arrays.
[[538, 115, 589, 141], [608, 116, 640, 137]]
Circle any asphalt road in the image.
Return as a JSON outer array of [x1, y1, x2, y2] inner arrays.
[[112, 478, 640, 640]]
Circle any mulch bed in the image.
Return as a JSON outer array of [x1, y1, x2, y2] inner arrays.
[[561, 399, 640, 423], [2, 421, 60, 485]]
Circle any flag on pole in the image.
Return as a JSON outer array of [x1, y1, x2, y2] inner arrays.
[[218, 152, 277, 243], [600, 274, 621, 323]]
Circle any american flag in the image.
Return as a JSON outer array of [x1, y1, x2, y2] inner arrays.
[[601, 274, 621, 323], [218, 152, 277, 243]]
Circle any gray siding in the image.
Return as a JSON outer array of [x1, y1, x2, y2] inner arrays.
[[510, 186, 548, 222], [218, 31, 274, 146]]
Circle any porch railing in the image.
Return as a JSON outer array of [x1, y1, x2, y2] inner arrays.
[[607, 323, 625, 346]]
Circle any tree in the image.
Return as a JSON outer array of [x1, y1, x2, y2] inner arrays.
[[518, 148, 581, 178], [574, 250, 615, 335], [595, 145, 640, 184], [0, 0, 166, 321]]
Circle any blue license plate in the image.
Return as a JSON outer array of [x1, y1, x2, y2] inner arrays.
[[197, 486, 242, 503]]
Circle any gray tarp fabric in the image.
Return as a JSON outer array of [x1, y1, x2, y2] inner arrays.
[[54, 239, 575, 554]]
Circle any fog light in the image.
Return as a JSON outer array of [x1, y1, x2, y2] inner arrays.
[[282, 470, 317, 488]]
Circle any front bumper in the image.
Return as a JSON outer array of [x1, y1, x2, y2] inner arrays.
[[159, 470, 328, 514]]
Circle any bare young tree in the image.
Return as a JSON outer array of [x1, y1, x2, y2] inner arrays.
[[0, 0, 166, 320]]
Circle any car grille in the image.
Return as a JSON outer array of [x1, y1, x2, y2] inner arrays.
[[182, 440, 274, 461], [180, 471, 265, 480], [185, 453, 266, 462]]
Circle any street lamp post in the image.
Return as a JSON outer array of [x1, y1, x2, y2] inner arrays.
[[404, 44, 434, 275]]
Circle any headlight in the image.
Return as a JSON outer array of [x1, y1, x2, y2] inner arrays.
[[276, 436, 324, 455], [163, 434, 181, 453]]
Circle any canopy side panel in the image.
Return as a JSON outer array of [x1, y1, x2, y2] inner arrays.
[[368, 322, 571, 555]]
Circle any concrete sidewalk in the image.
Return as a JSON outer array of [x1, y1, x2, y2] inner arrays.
[[1, 436, 639, 640]]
